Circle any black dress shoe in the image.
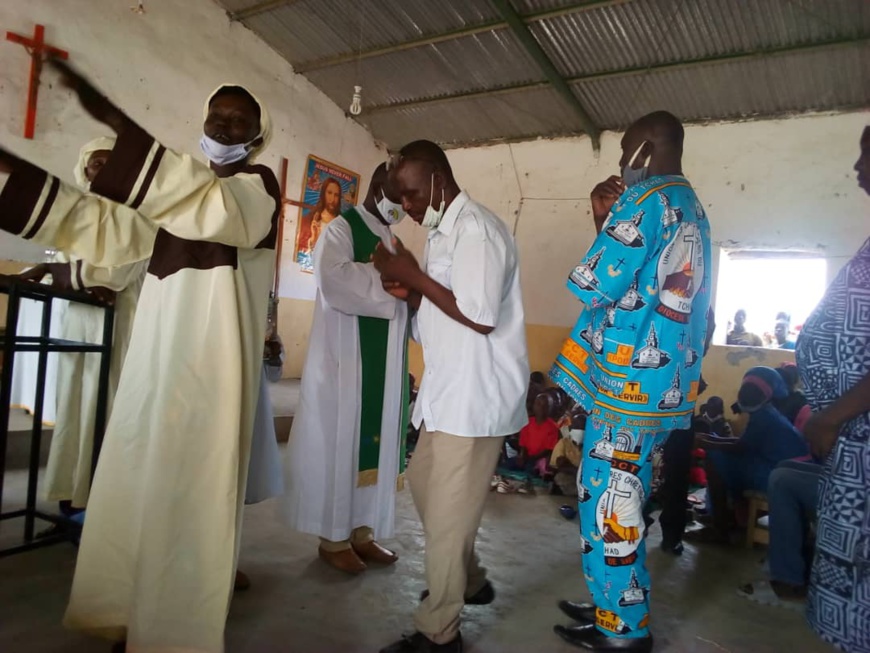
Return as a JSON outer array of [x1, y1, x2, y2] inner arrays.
[[379, 632, 463, 653], [554, 624, 653, 651], [558, 600, 596, 623], [419, 581, 495, 605]]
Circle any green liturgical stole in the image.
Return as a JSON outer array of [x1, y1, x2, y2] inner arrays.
[[343, 208, 409, 488]]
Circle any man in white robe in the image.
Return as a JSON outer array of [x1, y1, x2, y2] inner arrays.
[[283, 163, 409, 574], [0, 63, 280, 653]]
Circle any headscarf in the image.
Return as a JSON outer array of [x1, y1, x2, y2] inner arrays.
[[73, 136, 116, 189], [202, 84, 272, 163], [738, 366, 788, 413]]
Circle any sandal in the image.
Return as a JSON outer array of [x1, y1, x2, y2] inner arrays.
[[737, 581, 805, 612]]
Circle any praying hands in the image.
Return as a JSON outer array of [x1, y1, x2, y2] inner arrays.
[[372, 238, 422, 307]]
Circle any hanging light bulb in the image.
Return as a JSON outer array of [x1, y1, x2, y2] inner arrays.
[[349, 85, 362, 116]]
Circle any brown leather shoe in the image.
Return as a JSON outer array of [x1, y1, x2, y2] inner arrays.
[[318, 546, 367, 574], [234, 569, 251, 592], [352, 539, 399, 565]]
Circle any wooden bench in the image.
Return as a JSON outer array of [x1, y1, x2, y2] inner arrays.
[[744, 490, 769, 547]]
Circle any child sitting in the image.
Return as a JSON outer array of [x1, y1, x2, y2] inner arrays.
[[498, 393, 560, 493], [518, 392, 561, 470], [688, 366, 809, 544], [693, 396, 732, 437]]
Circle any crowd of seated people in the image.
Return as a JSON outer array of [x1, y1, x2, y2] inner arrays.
[[648, 362, 811, 554], [688, 366, 809, 544], [667, 363, 825, 614]]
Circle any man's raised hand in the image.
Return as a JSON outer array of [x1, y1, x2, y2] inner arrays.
[[591, 175, 626, 226], [49, 58, 132, 135]]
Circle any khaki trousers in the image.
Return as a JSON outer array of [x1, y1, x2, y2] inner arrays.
[[319, 526, 374, 552], [409, 427, 504, 644]]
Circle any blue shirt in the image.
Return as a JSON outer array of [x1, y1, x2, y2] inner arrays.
[[551, 175, 712, 433], [741, 404, 809, 466]]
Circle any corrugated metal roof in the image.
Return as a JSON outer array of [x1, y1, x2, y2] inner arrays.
[[213, 0, 870, 147], [242, 0, 501, 66], [532, 0, 870, 77], [362, 85, 585, 148], [572, 42, 870, 128], [304, 31, 544, 107]]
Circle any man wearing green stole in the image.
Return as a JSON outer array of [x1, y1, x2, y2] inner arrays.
[[282, 164, 410, 574]]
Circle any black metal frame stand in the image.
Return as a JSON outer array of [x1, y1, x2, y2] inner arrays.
[[0, 274, 114, 557]]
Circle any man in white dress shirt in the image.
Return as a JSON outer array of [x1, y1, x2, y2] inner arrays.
[[374, 140, 529, 653], [283, 164, 410, 574]]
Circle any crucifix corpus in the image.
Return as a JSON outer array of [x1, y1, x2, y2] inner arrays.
[[5, 24, 69, 139]]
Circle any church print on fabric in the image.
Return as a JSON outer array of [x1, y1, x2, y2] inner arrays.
[[550, 174, 712, 435], [293, 155, 360, 273]]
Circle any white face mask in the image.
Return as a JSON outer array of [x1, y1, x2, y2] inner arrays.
[[621, 141, 650, 187], [376, 190, 405, 225], [421, 173, 446, 229], [199, 133, 255, 166]]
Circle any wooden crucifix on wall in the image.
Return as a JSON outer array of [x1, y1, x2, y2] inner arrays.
[[274, 156, 315, 298], [5, 24, 69, 139]]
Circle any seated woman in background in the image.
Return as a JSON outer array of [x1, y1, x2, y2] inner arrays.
[[688, 366, 809, 544]]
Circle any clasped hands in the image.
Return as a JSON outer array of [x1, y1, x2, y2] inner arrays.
[[371, 238, 422, 305]]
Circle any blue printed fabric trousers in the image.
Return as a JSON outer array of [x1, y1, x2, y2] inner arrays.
[[577, 418, 670, 638]]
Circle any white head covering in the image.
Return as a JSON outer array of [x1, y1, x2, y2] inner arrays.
[[202, 84, 272, 163], [73, 136, 117, 189]]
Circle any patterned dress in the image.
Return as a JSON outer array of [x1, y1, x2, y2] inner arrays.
[[795, 237, 870, 653]]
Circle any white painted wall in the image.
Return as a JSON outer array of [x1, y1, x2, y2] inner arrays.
[[0, 0, 385, 299], [430, 111, 870, 329]]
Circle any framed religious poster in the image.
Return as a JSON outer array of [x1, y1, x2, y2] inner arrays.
[[293, 155, 361, 273]]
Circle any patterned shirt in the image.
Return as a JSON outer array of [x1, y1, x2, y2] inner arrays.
[[796, 237, 870, 651], [551, 175, 712, 434]]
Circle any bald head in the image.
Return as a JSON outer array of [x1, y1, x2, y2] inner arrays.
[[619, 110, 684, 178]]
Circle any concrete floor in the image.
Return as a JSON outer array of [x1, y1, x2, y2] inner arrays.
[[0, 461, 835, 653], [0, 379, 833, 652]]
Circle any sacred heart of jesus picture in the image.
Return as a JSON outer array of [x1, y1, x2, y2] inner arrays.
[[293, 155, 360, 274]]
